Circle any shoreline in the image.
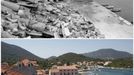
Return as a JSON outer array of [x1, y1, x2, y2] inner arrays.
[[102, 67, 133, 70], [78, 66, 133, 73], [78, 67, 133, 74]]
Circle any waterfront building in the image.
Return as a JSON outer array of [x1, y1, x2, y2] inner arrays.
[[49, 65, 78, 75], [104, 61, 112, 66]]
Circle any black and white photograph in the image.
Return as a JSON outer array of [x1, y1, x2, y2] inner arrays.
[[1, 0, 133, 38]]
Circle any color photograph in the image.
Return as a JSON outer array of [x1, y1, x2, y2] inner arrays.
[[1, 39, 133, 75]]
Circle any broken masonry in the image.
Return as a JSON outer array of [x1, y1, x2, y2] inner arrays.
[[1, 0, 105, 38]]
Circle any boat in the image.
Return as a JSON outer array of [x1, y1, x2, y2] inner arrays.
[[111, 8, 121, 12], [101, 3, 109, 6], [105, 5, 114, 9]]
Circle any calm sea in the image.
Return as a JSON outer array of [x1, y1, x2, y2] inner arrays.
[[94, 0, 133, 22], [81, 68, 133, 75]]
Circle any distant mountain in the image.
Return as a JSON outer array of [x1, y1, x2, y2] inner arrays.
[[1, 42, 43, 64], [82, 48, 132, 60], [49, 52, 96, 64], [47, 56, 57, 60]]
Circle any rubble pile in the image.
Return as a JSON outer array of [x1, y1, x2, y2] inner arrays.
[[1, 0, 105, 38]]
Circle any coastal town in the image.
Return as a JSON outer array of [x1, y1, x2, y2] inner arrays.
[[1, 58, 112, 75], [1, 40, 133, 75]]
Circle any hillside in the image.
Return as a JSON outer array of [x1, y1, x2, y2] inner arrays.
[[108, 57, 133, 68], [83, 48, 132, 60], [55, 52, 95, 63], [1, 42, 132, 68], [38, 52, 96, 69], [1, 42, 43, 65]]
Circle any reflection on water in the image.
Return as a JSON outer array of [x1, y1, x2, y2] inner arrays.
[[94, 0, 133, 22]]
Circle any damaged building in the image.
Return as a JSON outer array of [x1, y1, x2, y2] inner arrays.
[[1, 0, 104, 38]]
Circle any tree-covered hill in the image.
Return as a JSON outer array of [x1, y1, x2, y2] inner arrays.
[[1, 42, 43, 65], [82, 48, 132, 60]]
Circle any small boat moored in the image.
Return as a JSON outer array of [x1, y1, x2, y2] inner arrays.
[[111, 8, 121, 12], [105, 5, 114, 9]]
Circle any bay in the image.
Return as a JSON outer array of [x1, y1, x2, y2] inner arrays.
[[80, 68, 133, 75]]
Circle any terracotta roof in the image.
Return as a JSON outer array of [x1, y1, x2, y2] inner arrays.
[[57, 66, 77, 69], [1, 64, 10, 73], [37, 69, 45, 74], [21, 59, 30, 64], [50, 65, 78, 73], [50, 69, 59, 72], [6, 70, 24, 75]]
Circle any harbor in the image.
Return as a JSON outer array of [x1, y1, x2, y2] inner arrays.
[[78, 68, 133, 75]]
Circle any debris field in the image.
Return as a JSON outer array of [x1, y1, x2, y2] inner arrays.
[[1, 0, 105, 38]]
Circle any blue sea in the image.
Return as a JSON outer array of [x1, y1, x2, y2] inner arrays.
[[81, 68, 133, 75], [94, 0, 133, 22]]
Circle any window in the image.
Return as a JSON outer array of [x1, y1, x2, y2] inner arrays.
[[18, 64, 21, 67], [1, 72, 4, 75], [28, 64, 31, 67]]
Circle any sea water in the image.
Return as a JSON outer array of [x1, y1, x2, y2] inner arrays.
[[94, 0, 133, 22], [81, 68, 133, 75]]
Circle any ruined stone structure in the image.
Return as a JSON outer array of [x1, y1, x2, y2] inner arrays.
[[1, 0, 104, 38]]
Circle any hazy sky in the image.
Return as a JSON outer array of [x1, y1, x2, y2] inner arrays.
[[2, 39, 133, 58]]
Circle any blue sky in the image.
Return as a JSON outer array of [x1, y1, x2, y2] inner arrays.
[[2, 39, 133, 58]]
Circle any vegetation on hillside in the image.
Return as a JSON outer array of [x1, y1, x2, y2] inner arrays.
[[2, 42, 133, 69], [107, 57, 133, 68]]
